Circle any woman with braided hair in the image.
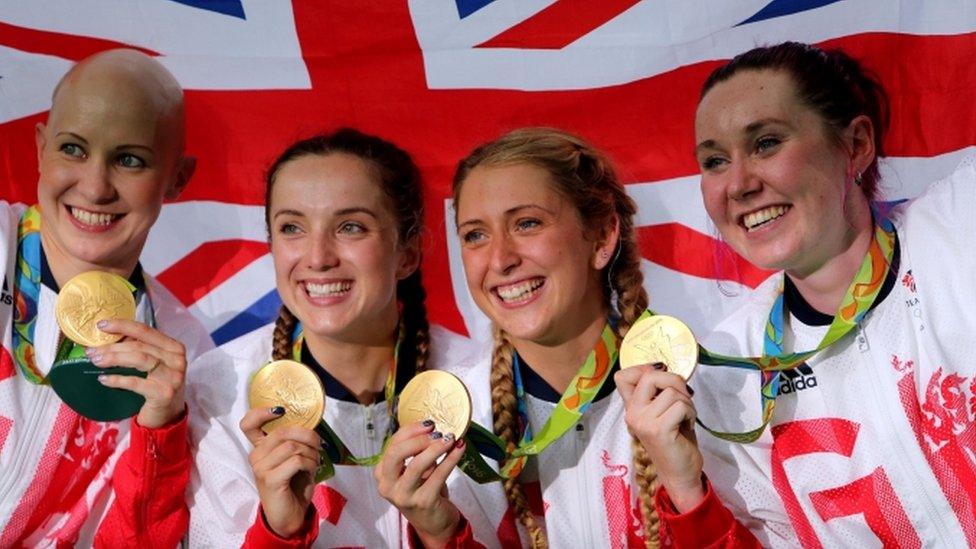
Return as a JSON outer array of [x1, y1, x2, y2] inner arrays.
[[619, 41, 976, 547], [186, 128, 475, 547], [380, 127, 662, 547]]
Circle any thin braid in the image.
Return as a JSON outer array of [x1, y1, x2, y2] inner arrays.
[[271, 306, 298, 360], [611, 188, 659, 547], [491, 328, 547, 548]]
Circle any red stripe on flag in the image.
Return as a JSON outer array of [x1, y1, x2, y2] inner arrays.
[[0, 21, 157, 61], [637, 223, 772, 289], [477, 0, 641, 49], [156, 240, 269, 307]]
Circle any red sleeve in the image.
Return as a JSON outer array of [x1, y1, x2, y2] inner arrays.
[[656, 477, 761, 549], [407, 515, 485, 549], [93, 410, 191, 548], [242, 504, 320, 549]]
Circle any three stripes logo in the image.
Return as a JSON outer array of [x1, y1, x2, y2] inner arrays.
[[778, 363, 818, 394]]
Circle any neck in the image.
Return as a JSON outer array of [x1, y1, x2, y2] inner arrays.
[[510, 312, 608, 394], [40, 230, 138, 288], [304, 330, 397, 406], [787, 215, 875, 316]]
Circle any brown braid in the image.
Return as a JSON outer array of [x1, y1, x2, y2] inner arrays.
[[454, 127, 659, 546], [271, 305, 299, 361], [490, 328, 547, 548]]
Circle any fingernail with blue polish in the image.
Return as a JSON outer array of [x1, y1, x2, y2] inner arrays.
[[652, 363, 666, 371], [421, 419, 434, 427], [429, 431, 443, 440], [442, 433, 455, 445], [271, 406, 285, 415]]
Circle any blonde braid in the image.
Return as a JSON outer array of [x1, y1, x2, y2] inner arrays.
[[271, 306, 298, 361], [611, 187, 659, 547], [491, 327, 547, 548]]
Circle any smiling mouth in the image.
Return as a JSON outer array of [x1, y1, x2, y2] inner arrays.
[[743, 205, 789, 232], [494, 278, 544, 304], [69, 206, 121, 227], [304, 281, 352, 298]]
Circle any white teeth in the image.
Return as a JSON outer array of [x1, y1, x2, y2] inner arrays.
[[744, 206, 788, 231], [496, 279, 543, 303], [305, 281, 351, 297], [71, 207, 115, 226]]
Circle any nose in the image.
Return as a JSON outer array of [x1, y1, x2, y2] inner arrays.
[[726, 158, 761, 201], [488, 232, 520, 275], [76, 159, 117, 204], [307, 231, 339, 270]]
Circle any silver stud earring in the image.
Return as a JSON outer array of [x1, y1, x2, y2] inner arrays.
[[854, 172, 863, 186]]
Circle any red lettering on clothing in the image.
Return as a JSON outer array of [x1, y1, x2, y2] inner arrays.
[[600, 450, 644, 548], [809, 467, 921, 548]]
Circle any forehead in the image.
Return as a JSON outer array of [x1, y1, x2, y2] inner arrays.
[[457, 163, 570, 220], [48, 75, 172, 150], [695, 69, 805, 138], [271, 152, 392, 213]]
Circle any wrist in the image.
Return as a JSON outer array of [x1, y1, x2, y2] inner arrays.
[[414, 507, 462, 548], [663, 475, 707, 513]]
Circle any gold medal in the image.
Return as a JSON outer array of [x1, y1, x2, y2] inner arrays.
[[249, 360, 325, 433], [397, 370, 472, 439], [620, 314, 698, 380], [55, 271, 137, 347]]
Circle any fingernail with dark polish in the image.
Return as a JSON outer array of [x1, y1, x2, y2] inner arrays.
[[652, 363, 666, 371], [271, 406, 286, 415], [442, 433, 455, 445], [421, 419, 434, 427], [455, 439, 466, 449], [429, 431, 443, 440], [687, 386, 695, 396]]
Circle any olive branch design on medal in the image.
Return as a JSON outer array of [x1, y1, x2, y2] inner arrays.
[[632, 324, 696, 375], [408, 386, 464, 430], [266, 369, 318, 423], [61, 281, 129, 329]]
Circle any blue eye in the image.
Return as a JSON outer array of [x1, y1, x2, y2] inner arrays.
[[460, 229, 485, 244], [279, 222, 300, 235], [60, 143, 85, 158], [118, 153, 146, 169], [338, 221, 366, 235], [700, 156, 726, 171], [515, 218, 541, 231], [756, 136, 781, 153]]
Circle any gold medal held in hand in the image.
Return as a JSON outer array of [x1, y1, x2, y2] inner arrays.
[[398, 370, 472, 439], [249, 360, 325, 433], [55, 271, 137, 347], [620, 314, 699, 380]]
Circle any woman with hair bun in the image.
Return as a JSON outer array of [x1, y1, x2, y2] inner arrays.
[[618, 42, 976, 547]]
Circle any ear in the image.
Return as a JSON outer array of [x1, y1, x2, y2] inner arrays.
[[845, 114, 876, 177], [592, 214, 621, 270], [35, 123, 47, 168], [165, 155, 197, 200], [395, 234, 422, 281]]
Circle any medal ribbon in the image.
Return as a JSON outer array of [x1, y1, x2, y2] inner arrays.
[[10, 206, 152, 385], [458, 323, 618, 483], [661, 217, 897, 443], [290, 325, 403, 479]]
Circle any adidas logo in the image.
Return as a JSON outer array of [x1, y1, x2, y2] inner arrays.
[[1, 277, 11, 306], [778, 363, 817, 394]]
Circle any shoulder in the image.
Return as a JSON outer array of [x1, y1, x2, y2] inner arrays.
[[893, 154, 976, 232], [145, 276, 215, 361]]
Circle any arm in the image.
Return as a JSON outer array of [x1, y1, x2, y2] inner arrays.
[[657, 477, 761, 549], [93, 412, 190, 548], [242, 504, 320, 549]]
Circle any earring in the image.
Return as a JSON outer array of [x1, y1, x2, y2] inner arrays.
[[854, 172, 863, 186], [602, 251, 609, 259]]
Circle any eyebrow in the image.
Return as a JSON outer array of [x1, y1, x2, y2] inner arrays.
[[695, 117, 789, 153], [456, 203, 555, 230], [55, 132, 155, 154], [272, 206, 379, 220]]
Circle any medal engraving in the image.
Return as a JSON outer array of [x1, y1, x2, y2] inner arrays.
[[620, 314, 698, 380], [56, 271, 136, 347], [398, 370, 472, 438], [249, 360, 325, 433]]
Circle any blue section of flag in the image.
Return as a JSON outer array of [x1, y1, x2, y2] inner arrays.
[[168, 0, 246, 19], [456, 0, 496, 19], [738, 0, 842, 25], [210, 289, 281, 345]]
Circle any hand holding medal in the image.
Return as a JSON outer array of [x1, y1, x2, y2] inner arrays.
[[242, 360, 326, 539], [375, 370, 469, 546], [614, 313, 705, 512], [49, 271, 189, 427]]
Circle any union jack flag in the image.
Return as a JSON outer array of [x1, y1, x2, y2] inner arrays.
[[2, 0, 975, 346]]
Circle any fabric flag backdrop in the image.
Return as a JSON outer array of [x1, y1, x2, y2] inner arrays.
[[2, 0, 975, 348]]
